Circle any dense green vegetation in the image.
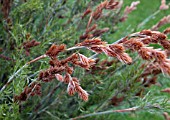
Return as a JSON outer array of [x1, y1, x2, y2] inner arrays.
[[0, 0, 170, 119]]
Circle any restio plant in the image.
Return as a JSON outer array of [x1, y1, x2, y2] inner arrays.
[[0, 0, 170, 119]]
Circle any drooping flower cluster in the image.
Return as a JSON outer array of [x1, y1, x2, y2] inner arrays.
[[120, 1, 140, 22], [119, 30, 170, 75], [151, 15, 170, 31], [80, 0, 122, 40], [77, 37, 132, 64], [38, 44, 95, 101]]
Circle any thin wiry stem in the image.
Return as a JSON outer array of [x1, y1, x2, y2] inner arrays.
[[66, 46, 85, 51], [71, 106, 139, 120], [0, 64, 28, 94], [27, 54, 48, 64], [137, 10, 160, 29]]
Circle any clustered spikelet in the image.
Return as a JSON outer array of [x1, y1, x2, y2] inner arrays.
[[151, 15, 170, 31], [14, 82, 41, 102], [117, 29, 170, 96], [38, 44, 94, 101], [80, 0, 121, 40], [77, 37, 107, 47], [163, 27, 170, 34], [101, 45, 132, 64], [82, 8, 92, 19], [120, 1, 140, 22], [77, 37, 132, 64], [89, 0, 119, 21], [46, 44, 66, 58], [139, 30, 170, 55], [120, 30, 170, 76]]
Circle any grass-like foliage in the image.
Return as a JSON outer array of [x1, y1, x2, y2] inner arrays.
[[0, 0, 170, 119]]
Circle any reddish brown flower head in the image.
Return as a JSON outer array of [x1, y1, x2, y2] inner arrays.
[[118, 53, 132, 64], [124, 1, 140, 14], [64, 73, 71, 84], [105, 0, 119, 10], [86, 24, 98, 34], [158, 60, 170, 75], [102, 47, 117, 57], [76, 86, 89, 102], [102, 46, 132, 64], [123, 38, 144, 51], [138, 47, 153, 60], [151, 32, 167, 41], [152, 50, 167, 61], [163, 28, 170, 34], [46, 44, 66, 58], [120, 1, 140, 22], [110, 95, 124, 106], [79, 33, 94, 40], [49, 66, 65, 74], [22, 40, 40, 56], [89, 45, 103, 53], [65, 65, 74, 74], [76, 38, 106, 46], [160, 40, 170, 50], [140, 30, 152, 36], [78, 53, 95, 68], [151, 15, 170, 30], [61, 53, 78, 65], [141, 37, 152, 44], [49, 58, 61, 67], [14, 82, 42, 102], [67, 80, 76, 96], [82, 8, 92, 19], [72, 77, 80, 85], [92, 1, 108, 20], [109, 44, 125, 53]]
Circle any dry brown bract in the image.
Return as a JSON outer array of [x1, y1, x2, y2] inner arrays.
[[151, 15, 170, 31], [120, 1, 140, 22], [80, 0, 121, 40]]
